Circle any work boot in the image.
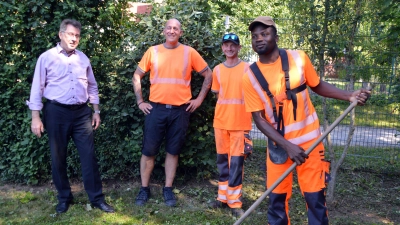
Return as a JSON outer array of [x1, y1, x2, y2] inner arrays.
[[208, 200, 228, 209], [231, 208, 245, 217], [163, 187, 177, 207], [135, 187, 150, 206]]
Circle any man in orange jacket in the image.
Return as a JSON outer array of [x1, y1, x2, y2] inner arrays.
[[242, 16, 371, 224], [209, 33, 252, 217], [132, 18, 212, 207]]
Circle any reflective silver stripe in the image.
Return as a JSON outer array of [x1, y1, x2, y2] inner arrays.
[[288, 50, 304, 84], [288, 128, 321, 145], [285, 111, 318, 133], [289, 50, 311, 116], [182, 45, 190, 79], [150, 45, 190, 86], [227, 189, 242, 195], [219, 184, 228, 190], [227, 199, 241, 204], [151, 77, 190, 85], [218, 99, 244, 104], [218, 194, 227, 200], [301, 90, 310, 116], [152, 46, 159, 80], [215, 65, 223, 98], [247, 71, 277, 128]]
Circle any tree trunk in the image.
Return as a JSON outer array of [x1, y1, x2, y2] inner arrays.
[[326, 0, 363, 204]]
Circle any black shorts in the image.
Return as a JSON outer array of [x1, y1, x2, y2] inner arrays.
[[142, 102, 191, 156]]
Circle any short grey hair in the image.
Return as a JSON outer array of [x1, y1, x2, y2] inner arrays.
[[59, 19, 81, 32]]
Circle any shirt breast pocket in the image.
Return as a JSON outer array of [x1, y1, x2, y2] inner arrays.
[[74, 67, 88, 84]]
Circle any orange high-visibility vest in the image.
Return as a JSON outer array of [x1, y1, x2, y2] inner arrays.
[[247, 50, 321, 146]]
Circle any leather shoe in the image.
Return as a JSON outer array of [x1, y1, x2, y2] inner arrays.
[[56, 202, 70, 213], [92, 202, 115, 213]]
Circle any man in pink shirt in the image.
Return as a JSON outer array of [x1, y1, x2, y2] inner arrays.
[[27, 19, 114, 214]]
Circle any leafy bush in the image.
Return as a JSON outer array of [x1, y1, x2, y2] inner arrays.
[[0, 0, 224, 184]]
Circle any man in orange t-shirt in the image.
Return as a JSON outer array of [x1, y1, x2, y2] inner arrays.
[[132, 18, 212, 207], [209, 33, 252, 217], [243, 16, 371, 224]]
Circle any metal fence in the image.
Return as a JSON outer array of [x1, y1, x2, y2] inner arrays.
[[225, 16, 400, 170], [249, 82, 400, 170]]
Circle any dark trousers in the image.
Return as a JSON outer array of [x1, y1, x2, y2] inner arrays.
[[43, 101, 104, 204]]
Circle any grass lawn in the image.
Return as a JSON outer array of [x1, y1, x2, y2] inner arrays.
[[1, 146, 400, 225]]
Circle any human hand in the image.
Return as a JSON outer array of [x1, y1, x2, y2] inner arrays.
[[138, 102, 153, 115], [185, 98, 202, 113], [92, 113, 101, 130], [350, 87, 371, 106], [285, 142, 308, 165], [31, 117, 44, 138]]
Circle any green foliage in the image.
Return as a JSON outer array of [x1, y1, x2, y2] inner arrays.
[[109, 0, 224, 180], [0, 0, 133, 184], [0, 0, 223, 184]]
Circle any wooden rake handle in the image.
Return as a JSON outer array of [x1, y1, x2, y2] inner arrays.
[[233, 100, 359, 225]]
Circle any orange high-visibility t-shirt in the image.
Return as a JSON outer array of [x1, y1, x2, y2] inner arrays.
[[138, 43, 208, 105], [242, 50, 323, 149], [212, 61, 252, 130]]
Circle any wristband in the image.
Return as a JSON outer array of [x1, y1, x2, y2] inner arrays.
[[138, 101, 145, 106]]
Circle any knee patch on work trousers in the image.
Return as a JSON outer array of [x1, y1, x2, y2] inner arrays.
[[267, 193, 289, 225], [304, 190, 329, 225]]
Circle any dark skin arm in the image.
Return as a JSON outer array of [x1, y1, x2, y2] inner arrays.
[[311, 80, 371, 105], [252, 110, 308, 165], [253, 81, 371, 165]]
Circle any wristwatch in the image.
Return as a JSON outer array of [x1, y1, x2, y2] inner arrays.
[[94, 110, 101, 114]]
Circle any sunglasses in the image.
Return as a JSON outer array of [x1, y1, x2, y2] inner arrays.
[[223, 34, 239, 41]]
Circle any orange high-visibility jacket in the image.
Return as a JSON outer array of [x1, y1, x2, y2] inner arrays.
[[243, 50, 324, 150]]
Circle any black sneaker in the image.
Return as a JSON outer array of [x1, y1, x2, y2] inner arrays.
[[208, 200, 227, 209], [231, 208, 245, 217], [163, 187, 177, 207], [135, 187, 150, 206]]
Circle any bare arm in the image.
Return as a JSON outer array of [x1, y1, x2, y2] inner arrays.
[[186, 67, 212, 112], [132, 68, 152, 115], [311, 80, 371, 105], [252, 110, 308, 165]]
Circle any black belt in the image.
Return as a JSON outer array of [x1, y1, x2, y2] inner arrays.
[[47, 99, 87, 110], [151, 101, 188, 109]]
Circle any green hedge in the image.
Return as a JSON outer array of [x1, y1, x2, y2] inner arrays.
[[0, 0, 225, 184]]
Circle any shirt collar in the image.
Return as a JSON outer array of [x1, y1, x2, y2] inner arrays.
[[56, 43, 76, 55]]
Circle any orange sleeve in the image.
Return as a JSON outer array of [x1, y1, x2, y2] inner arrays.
[[137, 47, 153, 73], [243, 71, 265, 113], [189, 47, 208, 73], [211, 65, 220, 93], [300, 50, 320, 88]]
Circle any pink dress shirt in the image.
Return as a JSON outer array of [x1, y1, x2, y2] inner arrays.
[[27, 43, 99, 110]]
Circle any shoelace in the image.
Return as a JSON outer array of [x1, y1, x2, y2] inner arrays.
[[163, 189, 175, 200], [136, 189, 149, 200]]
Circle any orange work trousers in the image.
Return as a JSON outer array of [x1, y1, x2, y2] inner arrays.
[[214, 128, 248, 209], [266, 145, 330, 225]]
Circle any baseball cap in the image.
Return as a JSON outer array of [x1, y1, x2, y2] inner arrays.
[[248, 16, 277, 31], [222, 33, 240, 45]]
